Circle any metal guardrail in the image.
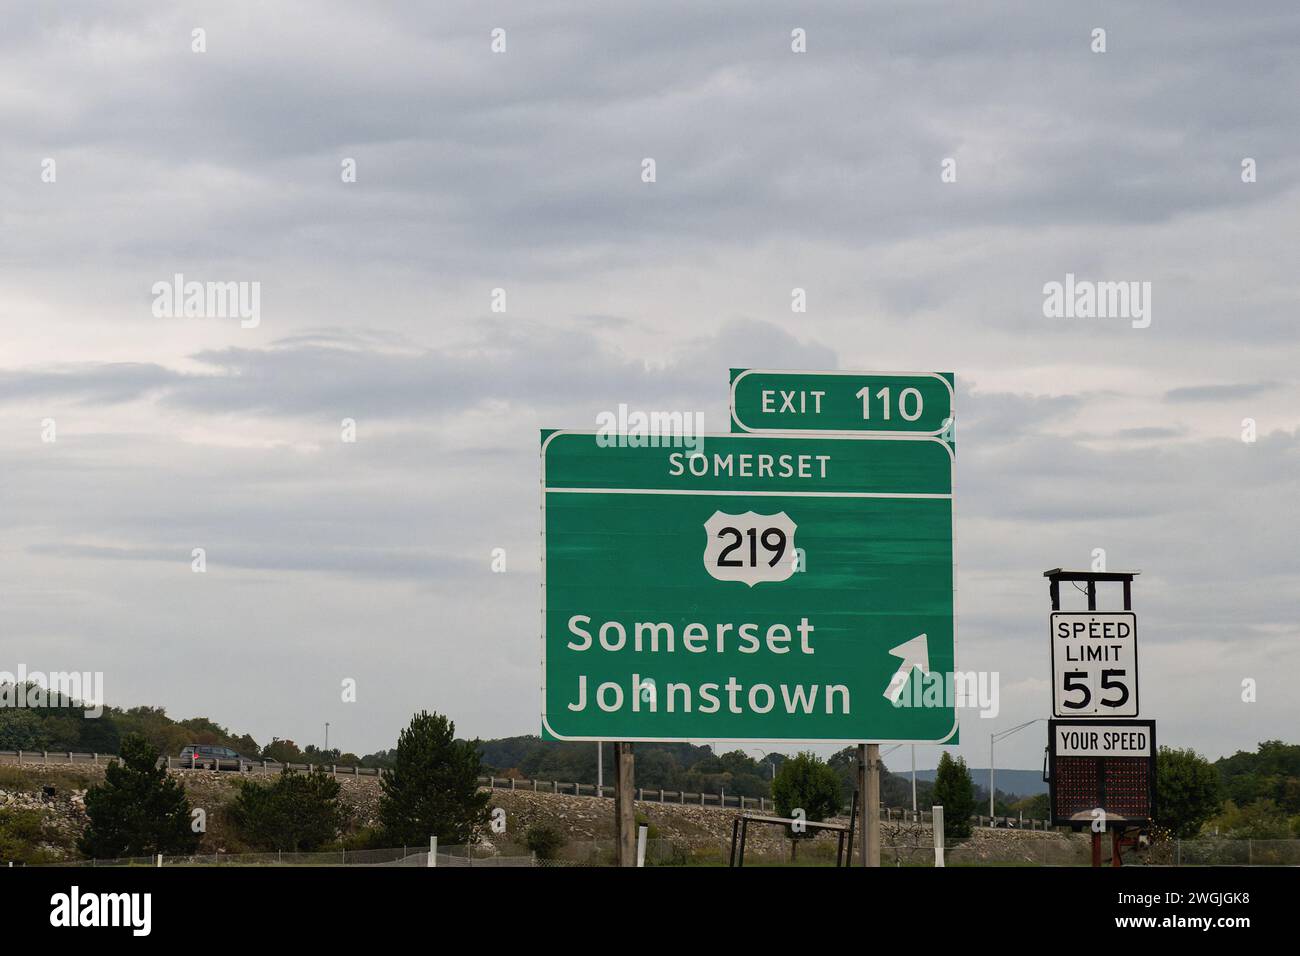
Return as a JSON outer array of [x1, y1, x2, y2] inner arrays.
[[477, 774, 773, 811], [0, 749, 382, 776], [474, 776, 1056, 829]]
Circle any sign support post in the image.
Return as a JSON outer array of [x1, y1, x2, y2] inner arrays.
[[866, 743, 881, 867], [856, 745, 866, 865], [856, 744, 881, 866], [614, 742, 636, 867]]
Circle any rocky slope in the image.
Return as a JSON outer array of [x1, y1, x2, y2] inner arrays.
[[1, 762, 1089, 865]]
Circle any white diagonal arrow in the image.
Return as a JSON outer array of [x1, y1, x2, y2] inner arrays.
[[883, 634, 930, 703]]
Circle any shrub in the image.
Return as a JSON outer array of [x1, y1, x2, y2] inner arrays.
[[524, 824, 566, 860], [229, 768, 348, 852], [0, 808, 61, 864], [79, 733, 200, 859]]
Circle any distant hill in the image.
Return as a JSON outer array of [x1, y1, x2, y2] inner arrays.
[[903, 767, 1048, 798]]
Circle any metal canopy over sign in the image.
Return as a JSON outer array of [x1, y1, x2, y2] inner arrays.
[[540, 429, 956, 743], [729, 369, 955, 437], [1048, 718, 1156, 827], [1050, 612, 1138, 717]]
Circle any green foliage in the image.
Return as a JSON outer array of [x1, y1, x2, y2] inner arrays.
[[0, 807, 63, 864], [633, 811, 661, 841], [524, 824, 566, 860], [0, 709, 52, 751], [772, 751, 842, 831], [1207, 799, 1292, 840], [78, 734, 200, 859], [826, 746, 934, 811], [477, 736, 775, 799], [1215, 740, 1300, 813], [0, 686, 120, 754], [932, 752, 975, 839], [229, 768, 349, 852], [260, 738, 303, 763], [1156, 746, 1221, 839], [1010, 793, 1050, 821], [379, 711, 490, 846]]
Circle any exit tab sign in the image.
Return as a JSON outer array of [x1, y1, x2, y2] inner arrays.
[[730, 369, 954, 437]]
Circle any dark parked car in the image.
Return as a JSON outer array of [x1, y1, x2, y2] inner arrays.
[[178, 745, 253, 770]]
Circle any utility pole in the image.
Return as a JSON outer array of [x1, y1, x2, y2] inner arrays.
[[991, 719, 1046, 818], [325, 722, 330, 753]]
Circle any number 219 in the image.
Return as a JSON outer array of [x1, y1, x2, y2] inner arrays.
[[716, 527, 787, 568]]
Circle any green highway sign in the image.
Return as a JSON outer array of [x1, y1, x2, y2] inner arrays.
[[730, 369, 954, 436], [541, 430, 956, 743]]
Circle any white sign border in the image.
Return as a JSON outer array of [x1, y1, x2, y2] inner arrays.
[[729, 368, 956, 438], [1049, 611, 1139, 719], [539, 429, 959, 746]]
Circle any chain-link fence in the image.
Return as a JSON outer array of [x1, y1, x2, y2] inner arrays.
[[29, 836, 1300, 868], [47, 847, 429, 867]]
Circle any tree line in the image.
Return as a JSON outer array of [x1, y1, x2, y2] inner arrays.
[[5, 684, 1297, 845], [71, 711, 489, 861]]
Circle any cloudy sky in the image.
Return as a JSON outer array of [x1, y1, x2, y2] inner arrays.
[[2, 1, 1296, 771]]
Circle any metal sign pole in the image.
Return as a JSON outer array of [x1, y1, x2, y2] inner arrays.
[[866, 743, 881, 867], [856, 744, 867, 866]]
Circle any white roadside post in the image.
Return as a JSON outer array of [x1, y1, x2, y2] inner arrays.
[[636, 825, 648, 867], [428, 836, 437, 867], [911, 745, 917, 819], [933, 806, 945, 867]]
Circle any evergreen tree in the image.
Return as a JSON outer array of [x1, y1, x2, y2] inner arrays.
[[379, 711, 490, 846], [230, 767, 348, 851], [932, 751, 975, 839], [79, 733, 200, 858]]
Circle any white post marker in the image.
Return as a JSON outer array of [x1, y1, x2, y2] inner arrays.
[[428, 836, 437, 867], [911, 745, 917, 817], [636, 825, 648, 868], [933, 807, 945, 867]]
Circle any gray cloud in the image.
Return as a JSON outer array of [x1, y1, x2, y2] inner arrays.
[[1, 1, 1297, 768], [1165, 382, 1282, 403]]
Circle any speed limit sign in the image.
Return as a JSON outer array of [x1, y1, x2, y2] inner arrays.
[[1050, 612, 1138, 717]]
